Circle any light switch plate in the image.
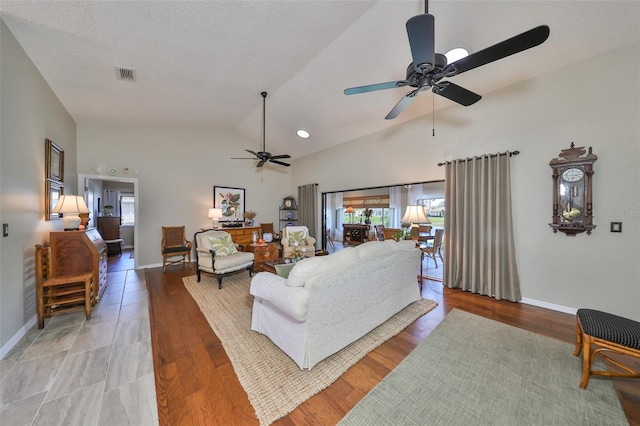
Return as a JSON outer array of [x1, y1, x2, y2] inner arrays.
[[2, 223, 8, 237], [610, 222, 622, 233]]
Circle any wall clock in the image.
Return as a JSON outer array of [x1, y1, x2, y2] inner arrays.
[[549, 143, 597, 236]]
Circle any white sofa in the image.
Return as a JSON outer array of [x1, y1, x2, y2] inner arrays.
[[249, 240, 422, 369]]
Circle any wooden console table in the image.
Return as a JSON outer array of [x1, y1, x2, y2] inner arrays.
[[343, 224, 369, 246]]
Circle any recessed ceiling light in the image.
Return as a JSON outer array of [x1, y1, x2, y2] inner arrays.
[[444, 47, 469, 64], [296, 129, 310, 139]]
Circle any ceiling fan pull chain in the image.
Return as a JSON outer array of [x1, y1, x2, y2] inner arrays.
[[432, 91, 435, 137]]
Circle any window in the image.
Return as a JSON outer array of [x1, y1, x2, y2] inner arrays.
[[120, 195, 135, 225], [342, 207, 394, 227], [417, 198, 445, 226]]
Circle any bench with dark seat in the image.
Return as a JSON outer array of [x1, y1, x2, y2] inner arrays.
[[573, 308, 640, 388]]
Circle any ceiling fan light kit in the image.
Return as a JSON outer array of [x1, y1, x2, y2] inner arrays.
[[344, 0, 550, 120], [231, 92, 291, 167]]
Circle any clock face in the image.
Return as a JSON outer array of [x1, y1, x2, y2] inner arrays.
[[562, 167, 584, 182]]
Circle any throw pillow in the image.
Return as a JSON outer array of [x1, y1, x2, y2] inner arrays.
[[289, 230, 306, 245], [208, 235, 238, 257], [274, 263, 296, 278]]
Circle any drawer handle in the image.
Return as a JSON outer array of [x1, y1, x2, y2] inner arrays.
[[264, 251, 270, 257]]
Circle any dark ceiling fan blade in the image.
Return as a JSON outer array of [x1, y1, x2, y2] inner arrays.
[[446, 25, 550, 77], [257, 159, 266, 168], [433, 82, 481, 106], [385, 89, 420, 120], [245, 149, 259, 157], [231, 157, 257, 160], [344, 80, 410, 95], [269, 154, 291, 160], [269, 159, 291, 167], [406, 13, 435, 74]]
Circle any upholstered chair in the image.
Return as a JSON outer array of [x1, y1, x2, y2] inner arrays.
[[194, 230, 254, 289], [281, 226, 316, 258]]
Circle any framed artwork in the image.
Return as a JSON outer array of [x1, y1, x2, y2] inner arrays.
[[45, 139, 64, 182], [213, 186, 245, 222], [45, 180, 64, 220]]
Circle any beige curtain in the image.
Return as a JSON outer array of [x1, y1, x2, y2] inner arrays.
[[443, 152, 521, 301], [298, 183, 318, 242]]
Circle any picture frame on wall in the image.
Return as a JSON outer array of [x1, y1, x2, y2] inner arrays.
[[213, 186, 245, 222], [45, 139, 64, 182], [45, 180, 63, 220]]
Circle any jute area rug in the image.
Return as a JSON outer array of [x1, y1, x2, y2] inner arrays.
[[339, 309, 628, 426], [182, 273, 437, 425]]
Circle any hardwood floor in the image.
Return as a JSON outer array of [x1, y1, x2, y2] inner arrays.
[[147, 266, 640, 425]]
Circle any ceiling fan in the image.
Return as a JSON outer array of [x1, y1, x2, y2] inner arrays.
[[232, 92, 291, 167], [344, 0, 550, 120]]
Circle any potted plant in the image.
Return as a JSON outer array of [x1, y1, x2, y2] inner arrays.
[[103, 205, 114, 216], [244, 210, 257, 226]]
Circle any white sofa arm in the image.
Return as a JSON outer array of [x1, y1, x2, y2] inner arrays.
[[250, 272, 309, 321]]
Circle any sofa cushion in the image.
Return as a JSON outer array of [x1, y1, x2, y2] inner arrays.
[[355, 240, 391, 258], [275, 263, 296, 278], [208, 235, 238, 257], [286, 247, 358, 288]]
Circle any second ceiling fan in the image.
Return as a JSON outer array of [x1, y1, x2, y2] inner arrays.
[[344, 0, 550, 119], [233, 92, 291, 167]]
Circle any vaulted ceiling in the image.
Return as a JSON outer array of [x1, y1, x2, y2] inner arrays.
[[2, 1, 638, 159]]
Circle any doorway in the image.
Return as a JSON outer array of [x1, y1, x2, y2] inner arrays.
[[78, 173, 139, 270]]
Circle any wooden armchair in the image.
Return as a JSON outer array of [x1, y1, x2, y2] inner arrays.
[[382, 228, 402, 241], [35, 243, 94, 329], [162, 226, 192, 272]]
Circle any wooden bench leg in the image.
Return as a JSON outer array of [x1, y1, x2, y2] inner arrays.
[[579, 336, 592, 389]]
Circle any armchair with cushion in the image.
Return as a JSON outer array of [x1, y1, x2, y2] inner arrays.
[[281, 226, 316, 258], [194, 230, 254, 288]]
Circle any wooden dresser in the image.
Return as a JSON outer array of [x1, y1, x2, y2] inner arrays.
[[221, 226, 261, 246], [247, 243, 279, 272], [49, 229, 108, 300]]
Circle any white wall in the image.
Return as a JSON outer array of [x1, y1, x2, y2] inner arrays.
[[76, 123, 293, 267], [293, 43, 640, 320], [0, 21, 77, 350]]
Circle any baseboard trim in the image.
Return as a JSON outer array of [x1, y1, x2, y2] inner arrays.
[[520, 297, 577, 315], [0, 315, 38, 359]]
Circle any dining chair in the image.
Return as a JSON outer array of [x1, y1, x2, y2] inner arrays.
[[421, 229, 444, 267]]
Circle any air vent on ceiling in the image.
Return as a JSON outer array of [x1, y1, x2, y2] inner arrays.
[[115, 66, 136, 81]]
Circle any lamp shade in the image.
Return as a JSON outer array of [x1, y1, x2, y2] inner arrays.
[[401, 205, 428, 224], [345, 206, 355, 214], [208, 208, 223, 219], [208, 208, 223, 229], [52, 195, 89, 230]]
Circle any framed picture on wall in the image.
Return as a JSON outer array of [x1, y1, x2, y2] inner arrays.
[[45, 180, 63, 220], [213, 186, 245, 222], [45, 139, 64, 182]]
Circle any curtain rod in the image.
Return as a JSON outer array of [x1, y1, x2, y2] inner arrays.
[[437, 150, 520, 167]]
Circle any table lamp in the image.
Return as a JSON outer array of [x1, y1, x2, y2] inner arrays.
[[345, 206, 355, 224], [52, 195, 90, 230], [401, 205, 429, 241], [208, 208, 223, 229]]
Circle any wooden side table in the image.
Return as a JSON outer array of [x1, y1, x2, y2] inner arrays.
[[248, 243, 279, 272]]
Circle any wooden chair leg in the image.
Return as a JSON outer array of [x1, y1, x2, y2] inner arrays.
[[579, 337, 592, 389], [84, 278, 92, 320]]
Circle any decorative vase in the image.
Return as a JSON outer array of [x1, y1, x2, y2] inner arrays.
[[364, 218, 371, 224]]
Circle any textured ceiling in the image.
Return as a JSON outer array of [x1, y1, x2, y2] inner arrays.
[[1, 1, 638, 160]]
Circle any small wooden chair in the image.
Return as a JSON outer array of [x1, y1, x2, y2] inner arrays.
[[573, 308, 640, 388], [162, 226, 192, 272], [35, 243, 94, 329]]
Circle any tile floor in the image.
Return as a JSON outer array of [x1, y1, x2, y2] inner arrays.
[[0, 254, 158, 426]]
